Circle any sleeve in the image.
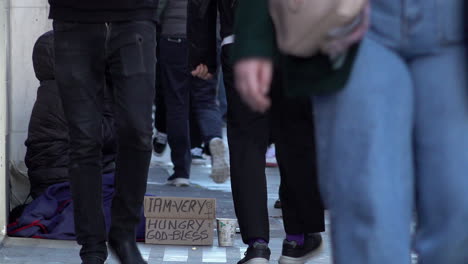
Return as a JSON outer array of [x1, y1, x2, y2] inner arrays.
[[231, 0, 277, 63], [187, 0, 218, 73]]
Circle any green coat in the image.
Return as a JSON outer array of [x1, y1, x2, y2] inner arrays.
[[232, 0, 360, 96]]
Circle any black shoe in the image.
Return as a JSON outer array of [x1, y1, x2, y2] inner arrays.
[[81, 256, 106, 264], [274, 199, 282, 209], [279, 233, 323, 264], [238, 242, 271, 264], [108, 237, 147, 264], [153, 133, 167, 156]]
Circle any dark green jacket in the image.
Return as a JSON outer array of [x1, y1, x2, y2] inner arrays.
[[232, 0, 359, 96]]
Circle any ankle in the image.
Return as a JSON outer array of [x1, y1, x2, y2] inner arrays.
[[109, 229, 136, 242], [248, 238, 268, 247], [286, 233, 305, 246]]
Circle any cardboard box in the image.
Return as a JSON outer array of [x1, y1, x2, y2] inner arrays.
[[144, 197, 216, 246]]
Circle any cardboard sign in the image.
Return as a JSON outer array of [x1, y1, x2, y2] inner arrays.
[[145, 218, 214, 245], [144, 196, 217, 246], [144, 197, 216, 219]]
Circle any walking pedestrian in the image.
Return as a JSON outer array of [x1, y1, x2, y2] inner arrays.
[[48, 1, 158, 263], [159, 0, 230, 187], [233, 0, 468, 264], [189, 1, 325, 263]]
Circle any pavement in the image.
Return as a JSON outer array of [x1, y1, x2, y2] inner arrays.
[[0, 150, 333, 264]]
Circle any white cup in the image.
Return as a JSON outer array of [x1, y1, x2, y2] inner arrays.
[[216, 218, 237, 247]]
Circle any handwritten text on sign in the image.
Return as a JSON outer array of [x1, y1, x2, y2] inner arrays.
[[145, 218, 213, 245], [144, 197, 215, 219]]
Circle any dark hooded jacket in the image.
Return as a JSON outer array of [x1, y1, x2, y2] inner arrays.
[[187, 0, 236, 73], [25, 31, 117, 198]]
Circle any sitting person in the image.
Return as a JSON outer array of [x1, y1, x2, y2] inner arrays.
[[25, 31, 116, 199]]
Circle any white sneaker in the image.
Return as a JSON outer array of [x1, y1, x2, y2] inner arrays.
[[208, 138, 230, 183], [265, 145, 278, 168], [166, 178, 190, 187]]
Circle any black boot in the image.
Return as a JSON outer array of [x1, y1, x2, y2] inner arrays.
[[70, 165, 108, 264], [81, 256, 106, 264], [108, 235, 146, 264], [109, 148, 151, 264]]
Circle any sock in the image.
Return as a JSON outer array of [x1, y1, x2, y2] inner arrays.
[[248, 238, 267, 247], [286, 234, 305, 246], [156, 132, 167, 144]]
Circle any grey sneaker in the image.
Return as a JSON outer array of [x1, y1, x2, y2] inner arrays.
[[208, 138, 230, 183], [238, 242, 270, 264], [278, 234, 323, 264]]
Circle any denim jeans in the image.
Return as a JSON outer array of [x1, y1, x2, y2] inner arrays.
[[54, 20, 156, 260], [159, 36, 223, 179], [313, 0, 468, 263]]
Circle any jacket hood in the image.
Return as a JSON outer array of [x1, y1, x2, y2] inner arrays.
[[32, 31, 55, 82]]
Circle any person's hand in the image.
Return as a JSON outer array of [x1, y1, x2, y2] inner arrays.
[[234, 58, 273, 113], [191, 64, 214, 80], [321, 2, 370, 58]]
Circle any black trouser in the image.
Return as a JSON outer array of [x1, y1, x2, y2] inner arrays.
[[154, 56, 167, 133], [154, 28, 167, 134], [54, 21, 156, 260], [223, 45, 325, 244], [154, 34, 201, 149], [159, 36, 222, 179]]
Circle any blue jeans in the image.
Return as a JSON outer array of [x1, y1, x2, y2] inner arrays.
[[313, 1, 468, 263]]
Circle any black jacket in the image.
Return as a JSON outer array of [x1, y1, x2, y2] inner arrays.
[[48, 0, 159, 23], [25, 31, 117, 198], [187, 0, 236, 73]]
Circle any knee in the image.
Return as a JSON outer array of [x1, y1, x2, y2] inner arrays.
[[69, 138, 103, 166], [116, 116, 152, 151]]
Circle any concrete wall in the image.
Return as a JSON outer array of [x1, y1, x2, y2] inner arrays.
[[0, 0, 8, 235], [0, 0, 51, 233], [7, 0, 51, 164]]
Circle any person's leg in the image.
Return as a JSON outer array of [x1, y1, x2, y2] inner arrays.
[[411, 44, 468, 264], [53, 21, 108, 262], [160, 37, 191, 181], [153, 31, 168, 155], [217, 70, 228, 122], [190, 107, 203, 149], [154, 30, 166, 135], [154, 85, 167, 134], [189, 39, 229, 182], [313, 37, 414, 264], [190, 75, 222, 141], [271, 75, 325, 237], [106, 20, 156, 263], [190, 73, 229, 183], [223, 44, 270, 245], [270, 69, 324, 264], [270, 71, 325, 257]]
